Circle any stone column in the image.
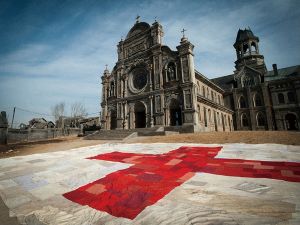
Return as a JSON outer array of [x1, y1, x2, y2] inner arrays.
[[129, 104, 135, 129], [124, 77, 128, 97], [117, 102, 123, 129], [149, 95, 154, 127], [0, 111, 8, 145], [123, 101, 128, 129], [149, 64, 153, 91]]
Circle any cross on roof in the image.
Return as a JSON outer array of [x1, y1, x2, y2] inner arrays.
[[181, 28, 187, 37], [136, 15, 140, 23]]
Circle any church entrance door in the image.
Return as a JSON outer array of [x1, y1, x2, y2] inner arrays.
[[169, 99, 182, 126], [285, 113, 298, 130], [110, 110, 117, 130], [134, 102, 146, 128]]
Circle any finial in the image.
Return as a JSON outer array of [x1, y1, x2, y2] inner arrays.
[[181, 28, 187, 37], [121, 36, 123, 41], [154, 16, 157, 22], [105, 64, 108, 70], [136, 15, 140, 23]]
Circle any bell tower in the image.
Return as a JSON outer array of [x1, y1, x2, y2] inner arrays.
[[233, 28, 266, 74]]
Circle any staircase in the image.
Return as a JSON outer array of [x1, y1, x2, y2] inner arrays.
[[83, 129, 135, 140], [83, 126, 180, 140]]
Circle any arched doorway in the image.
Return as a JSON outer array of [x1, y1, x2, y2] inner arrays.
[[169, 99, 182, 126], [110, 110, 117, 130], [134, 102, 146, 128], [285, 113, 298, 130]]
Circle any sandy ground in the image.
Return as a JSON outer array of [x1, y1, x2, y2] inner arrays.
[[0, 136, 109, 159], [0, 131, 300, 225], [126, 131, 300, 145]]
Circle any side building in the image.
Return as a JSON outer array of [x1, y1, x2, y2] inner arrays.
[[213, 28, 300, 131], [100, 19, 233, 132]]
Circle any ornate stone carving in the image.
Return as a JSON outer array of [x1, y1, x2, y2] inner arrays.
[[182, 57, 189, 82], [155, 95, 161, 112], [184, 89, 192, 109]]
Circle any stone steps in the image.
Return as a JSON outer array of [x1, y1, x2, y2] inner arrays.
[[83, 126, 180, 140], [83, 130, 134, 140]]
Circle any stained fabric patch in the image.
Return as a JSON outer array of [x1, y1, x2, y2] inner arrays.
[[63, 146, 300, 219]]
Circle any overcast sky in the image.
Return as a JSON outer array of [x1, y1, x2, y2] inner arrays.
[[1, 0, 300, 126]]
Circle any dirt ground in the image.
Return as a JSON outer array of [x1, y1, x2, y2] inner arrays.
[[0, 136, 109, 159], [1, 131, 300, 159], [126, 131, 300, 145]]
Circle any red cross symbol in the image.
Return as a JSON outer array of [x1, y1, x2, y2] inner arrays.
[[63, 146, 300, 219]]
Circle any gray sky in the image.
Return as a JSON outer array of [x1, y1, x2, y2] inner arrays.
[[1, 0, 300, 126]]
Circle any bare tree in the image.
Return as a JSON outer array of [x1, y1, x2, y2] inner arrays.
[[70, 102, 87, 118], [51, 102, 65, 122], [70, 102, 87, 128]]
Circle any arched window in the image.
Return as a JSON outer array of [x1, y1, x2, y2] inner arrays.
[[242, 74, 255, 87], [287, 92, 295, 102], [204, 107, 207, 127], [208, 109, 211, 122], [237, 46, 242, 58], [239, 96, 247, 108], [167, 62, 176, 81], [256, 112, 265, 126], [197, 105, 201, 122], [243, 43, 249, 54], [278, 93, 285, 104], [202, 86, 205, 97], [241, 114, 249, 127], [254, 93, 262, 107], [251, 42, 256, 52], [110, 81, 115, 96]]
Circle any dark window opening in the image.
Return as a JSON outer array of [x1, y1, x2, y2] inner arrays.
[[287, 92, 295, 102], [241, 114, 249, 127], [257, 112, 265, 126], [254, 94, 262, 106], [239, 96, 247, 108], [278, 93, 285, 104]]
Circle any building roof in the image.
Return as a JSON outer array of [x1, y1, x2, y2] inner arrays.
[[234, 28, 259, 46], [29, 118, 47, 124], [211, 74, 234, 91], [195, 70, 225, 93], [265, 65, 300, 81], [126, 22, 150, 39], [211, 65, 300, 90]]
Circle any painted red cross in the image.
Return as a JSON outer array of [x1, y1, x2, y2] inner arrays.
[[63, 146, 300, 219]]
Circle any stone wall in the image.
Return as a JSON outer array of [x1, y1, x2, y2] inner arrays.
[[6, 128, 80, 144]]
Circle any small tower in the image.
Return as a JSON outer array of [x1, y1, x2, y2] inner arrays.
[[233, 28, 266, 74], [151, 20, 164, 45], [233, 28, 267, 88], [176, 29, 197, 126]]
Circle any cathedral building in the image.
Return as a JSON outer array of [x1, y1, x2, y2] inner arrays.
[[100, 18, 300, 132]]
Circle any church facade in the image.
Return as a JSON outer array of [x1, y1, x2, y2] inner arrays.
[[100, 19, 233, 132], [100, 19, 300, 132]]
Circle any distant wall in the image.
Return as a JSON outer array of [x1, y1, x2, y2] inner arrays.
[[7, 128, 80, 144]]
